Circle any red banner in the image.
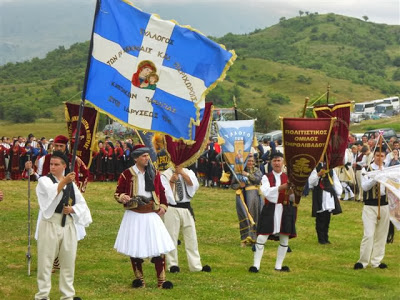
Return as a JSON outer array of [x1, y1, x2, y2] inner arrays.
[[65, 103, 99, 168], [165, 103, 213, 168], [313, 102, 351, 169], [282, 118, 335, 203]]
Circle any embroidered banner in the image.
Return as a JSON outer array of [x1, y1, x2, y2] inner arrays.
[[65, 103, 99, 168], [282, 117, 335, 203], [165, 102, 213, 168], [136, 130, 171, 171], [216, 120, 255, 179], [313, 102, 351, 169], [84, 0, 236, 141]]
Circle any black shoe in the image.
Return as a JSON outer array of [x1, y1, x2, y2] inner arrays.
[[378, 263, 388, 269], [249, 266, 259, 273], [132, 279, 144, 288], [161, 281, 173, 289], [170, 266, 180, 273], [318, 241, 326, 244], [73, 297, 82, 300], [202, 265, 211, 272], [354, 262, 364, 270], [177, 239, 181, 245], [275, 266, 290, 272]]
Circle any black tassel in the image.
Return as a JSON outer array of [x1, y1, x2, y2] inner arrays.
[[387, 222, 394, 244]]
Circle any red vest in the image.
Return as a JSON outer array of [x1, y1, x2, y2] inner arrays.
[[265, 172, 288, 205]]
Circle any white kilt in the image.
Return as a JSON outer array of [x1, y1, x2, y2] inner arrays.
[[114, 210, 175, 258]]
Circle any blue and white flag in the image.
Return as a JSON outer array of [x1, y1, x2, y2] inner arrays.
[[84, 0, 236, 141], [216, 120, 255, 177]]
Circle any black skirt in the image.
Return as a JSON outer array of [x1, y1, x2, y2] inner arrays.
[[257, 202, 297, 239]]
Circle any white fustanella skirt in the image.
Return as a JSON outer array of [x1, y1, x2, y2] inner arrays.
[[114, 210, 175, 258]]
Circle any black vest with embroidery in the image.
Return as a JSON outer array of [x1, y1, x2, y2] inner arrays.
[[362, 165, 388, 206]]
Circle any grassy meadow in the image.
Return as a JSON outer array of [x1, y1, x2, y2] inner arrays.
[[0, 180, 399, 300]]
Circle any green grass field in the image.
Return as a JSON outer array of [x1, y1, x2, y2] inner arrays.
[[0, 181, 399, 299]]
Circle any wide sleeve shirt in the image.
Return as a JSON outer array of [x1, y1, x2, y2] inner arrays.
[[259, 171, 282, 204]]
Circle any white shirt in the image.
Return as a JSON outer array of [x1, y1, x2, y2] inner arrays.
[[308, 168, 342, 212], [132, 165, 152, 198], [361, 163, 386, 195], [260, 170, 282, 204], [161, 168, 199, 205]]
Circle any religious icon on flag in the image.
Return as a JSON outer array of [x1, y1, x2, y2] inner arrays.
[[216, 120, 255, 180], [84, 0, 236, 141]]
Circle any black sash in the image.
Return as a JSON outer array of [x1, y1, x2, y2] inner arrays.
[[47, 174, 75, 213]]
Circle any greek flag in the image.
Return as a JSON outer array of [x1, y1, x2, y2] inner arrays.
[[84, 0, 236, 141]]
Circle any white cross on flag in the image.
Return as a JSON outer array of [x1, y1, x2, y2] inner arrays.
[[84, 0, 236, 141]]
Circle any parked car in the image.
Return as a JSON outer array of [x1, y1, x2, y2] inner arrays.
[[259, 130, 282, 143], [364, 128, 398, 141]]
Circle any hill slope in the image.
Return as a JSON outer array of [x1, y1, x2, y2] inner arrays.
[[0, 13, 399, 132]]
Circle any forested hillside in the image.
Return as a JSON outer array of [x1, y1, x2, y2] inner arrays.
[[0, 13, 399, 132]]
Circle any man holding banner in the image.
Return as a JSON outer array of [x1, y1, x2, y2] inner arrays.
[[249, 152, 296, 273], [354, 146, 390, 270]]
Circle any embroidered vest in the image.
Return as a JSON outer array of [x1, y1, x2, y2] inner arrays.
[[265, 172, 288, 205]]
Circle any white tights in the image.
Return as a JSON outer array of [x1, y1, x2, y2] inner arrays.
[[253, 234, 289, 270]]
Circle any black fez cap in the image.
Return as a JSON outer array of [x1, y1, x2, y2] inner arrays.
[[51, 151, 69, 165], [270, 151, 284, 159]]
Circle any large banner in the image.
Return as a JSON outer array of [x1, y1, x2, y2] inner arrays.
[[313, 102, 351, 169], [282, 118, 335, 203], [65, 103, 99, 168], [216, 120, 255, 179], [366, 165, 400, 230], [84, 0, 236, 141], [165, 102, 213, 168]]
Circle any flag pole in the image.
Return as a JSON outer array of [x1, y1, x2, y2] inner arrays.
[[62, 0, 100, 226], [26, 155, 32, 276]]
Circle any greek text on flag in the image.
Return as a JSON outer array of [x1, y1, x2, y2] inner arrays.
[[84, 0, 236, 141]]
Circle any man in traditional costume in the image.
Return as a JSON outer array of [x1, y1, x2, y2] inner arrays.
[[249, 152, 296, 273], [231, 154, 263, 247], [35, 151, 92, 300], [354, 147, 390, 269], [25, 135, 89, 271], [114, 145, 175, 289], [26, 135, 89, 192], [161, 165, 211, 273], [309, 161, 342, 244]]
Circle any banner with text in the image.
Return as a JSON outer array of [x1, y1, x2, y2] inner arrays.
[[216, 120, 255, 179], [282, 117, 335, 203], [313, 102, 351, 169], [84, 0, 236, 141], [65, 103, 99, 168]]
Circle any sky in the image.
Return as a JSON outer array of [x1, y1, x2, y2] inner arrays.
[[1, 0, 399, 38], [0, 0, 398, 64]]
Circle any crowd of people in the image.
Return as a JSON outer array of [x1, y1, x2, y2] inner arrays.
[[0, 131, 397, 298]]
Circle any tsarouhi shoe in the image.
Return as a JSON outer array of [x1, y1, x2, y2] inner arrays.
[[275, 266, 290, 272], [201, 265, 211, 272], [132, 279, 145, 288], [159, 281, 173, 289], [353, 262, 364, 270], [249, 266, 259, 273], [170, 266, 180, 273], [378, 263, 388, 269]]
